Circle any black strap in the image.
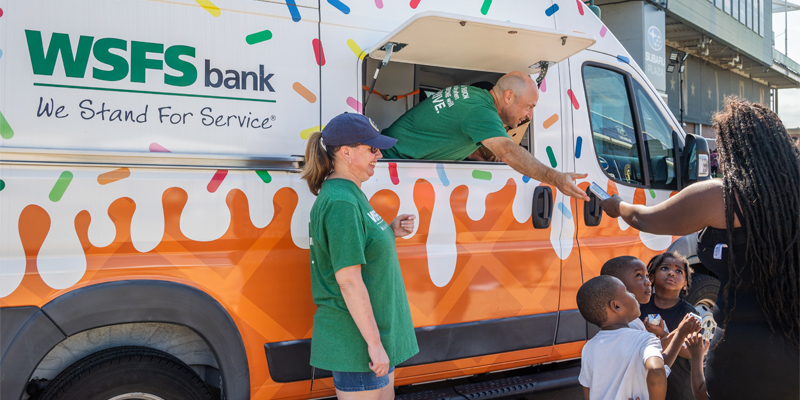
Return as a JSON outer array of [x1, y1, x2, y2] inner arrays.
[[730, 194, 746, 226]]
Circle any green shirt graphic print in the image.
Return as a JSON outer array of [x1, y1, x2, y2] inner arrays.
[[308, 179, 419, 372], [382, 86, 510, 161]]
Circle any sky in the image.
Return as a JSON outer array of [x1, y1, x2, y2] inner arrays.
[[774, 10, 800, 128]]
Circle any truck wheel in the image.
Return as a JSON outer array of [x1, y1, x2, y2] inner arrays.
[[38, 346, 214, 400], [685, 273, 720, 342]]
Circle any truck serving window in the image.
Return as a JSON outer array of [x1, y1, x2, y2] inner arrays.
[[584, 66, 644, 186], [632, 79, 678, 190]]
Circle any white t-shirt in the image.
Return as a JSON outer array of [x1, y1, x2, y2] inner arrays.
[[579, 327, 664, 400], [629, 318, 647, 331]]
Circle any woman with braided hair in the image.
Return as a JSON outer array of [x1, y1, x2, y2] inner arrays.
[[600, 97, 799, 399]]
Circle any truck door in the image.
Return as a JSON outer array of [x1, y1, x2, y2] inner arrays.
[[566, 51, 682, 322], [320, 11, 597, 375]]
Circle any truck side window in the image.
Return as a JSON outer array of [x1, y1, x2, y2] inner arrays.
[[632, 79, 678, 190], [584, 66, 643, 186]]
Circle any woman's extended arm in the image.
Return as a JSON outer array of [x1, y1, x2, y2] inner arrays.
[[335, 265, 390, 377], [599, 180, 733, 236]]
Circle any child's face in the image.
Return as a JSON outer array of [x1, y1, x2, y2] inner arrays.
[[611, 279, 642, 324], [652, 257, 687, 295], [618, 260, 651, 304]]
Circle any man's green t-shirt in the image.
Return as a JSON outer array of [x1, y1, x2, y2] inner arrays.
[[382, 85, 510, 160], [309, 179, 419, 372]]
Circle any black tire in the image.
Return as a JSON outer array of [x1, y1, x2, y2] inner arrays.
[[684, 273, 721, 341], [38, 346, 214, 400]]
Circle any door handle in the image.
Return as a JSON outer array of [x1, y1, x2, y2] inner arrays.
[[532, 186, 553, 229], [584, 187, 603, 227]]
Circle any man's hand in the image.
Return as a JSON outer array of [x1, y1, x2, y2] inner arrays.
[[554, 172, 590, 201], [600, 194, 624, 218], [368, 342, 390, 377], [391, 214, 416, 238]]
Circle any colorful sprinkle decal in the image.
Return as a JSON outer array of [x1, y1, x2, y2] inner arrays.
[[97, 168, 130, 185], [567, 89, 580, 110], [600, 26, 608, 37], [389, 162, 400, 185], [472, 170, 492, 181], [256, 170, 272, 184], [286, 0, 302, 22], [49, 171, 73, 202], [545, 4, 560, 16], [543, 114, 559, 129], [649, 189, 656, 199], [347, 39, 366, 60], [436, 164, 450, 186], [575, 136, 583, 158], [246, 29, 273, 45], [301, 125, 324, 139], [546, 146, 558, 168], [481, 0, 492, 15], [149, 143, 170, 152], [293, 82, 317, 103], [0, 8, 4, 17], [346, 97, 363, 113], [328, 0, 351, 14], [522, 175, 531, 183], [617, 55, 630, 64], [312, 39, 326, 66], [410, 0, 421, 8], [0, 110, 13, 139], [576, 0, 584, 15], [557, 202, 573, 219], [194, 0, 221, 17], [207, 170, 228, 193], [540, 78, 547, 92], [375, 0, 384, 8], [0, 179, 5, 192], [0, 49, 3, 60]]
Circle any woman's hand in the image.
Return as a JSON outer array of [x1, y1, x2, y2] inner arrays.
[[368, 343, 391, 377], [391, 214, 416, 238], [599, 194, 624, 218]]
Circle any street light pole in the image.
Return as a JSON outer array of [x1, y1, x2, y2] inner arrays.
[[679, 65, 684, 125]]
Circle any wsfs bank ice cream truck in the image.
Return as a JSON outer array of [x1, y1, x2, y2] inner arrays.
[[0, 0, 712, 399]]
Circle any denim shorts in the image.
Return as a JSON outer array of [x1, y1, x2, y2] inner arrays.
[[332, 366, 394, 392]]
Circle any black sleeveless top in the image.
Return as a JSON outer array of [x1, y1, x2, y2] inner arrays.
[[696, 196, 799, 400]]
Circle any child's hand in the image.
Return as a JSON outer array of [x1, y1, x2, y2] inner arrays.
[[645, 318, 668, 338], [677, 314, 702, 337], [685, 332, 709, 359]]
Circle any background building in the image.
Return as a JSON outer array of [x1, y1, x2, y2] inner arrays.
[[595, 0, 800, 147]]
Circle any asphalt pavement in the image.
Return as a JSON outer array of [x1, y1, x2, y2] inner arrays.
[[523, 385, 583, 399]]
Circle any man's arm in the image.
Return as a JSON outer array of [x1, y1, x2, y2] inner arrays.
[[645, 356, 667, 400], [582, 386, 590, 400], [482, 136, 589, 201]]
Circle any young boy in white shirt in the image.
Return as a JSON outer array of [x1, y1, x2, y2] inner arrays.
[[577, 275, 667, 400]]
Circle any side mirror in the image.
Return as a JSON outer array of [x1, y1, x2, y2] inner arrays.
[[682, 133, 710, 187]]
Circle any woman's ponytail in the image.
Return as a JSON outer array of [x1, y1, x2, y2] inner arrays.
[[301, 131, 333, 196]]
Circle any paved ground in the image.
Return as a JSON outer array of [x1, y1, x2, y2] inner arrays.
[[523, 385, 583, 399]]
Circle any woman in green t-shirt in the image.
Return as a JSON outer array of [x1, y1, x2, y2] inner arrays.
[[302, 113, 419, 399]]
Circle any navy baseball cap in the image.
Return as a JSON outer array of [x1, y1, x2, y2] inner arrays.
[[321, 113, 397, 149]]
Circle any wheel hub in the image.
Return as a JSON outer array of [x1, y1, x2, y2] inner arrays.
[[108, 394, 165, 400], [695, 300, 716, 342]]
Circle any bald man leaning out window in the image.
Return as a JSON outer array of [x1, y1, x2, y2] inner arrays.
[[381, 71, 589, 201]]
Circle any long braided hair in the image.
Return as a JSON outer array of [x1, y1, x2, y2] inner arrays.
[[712, 97, 800, 347]]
